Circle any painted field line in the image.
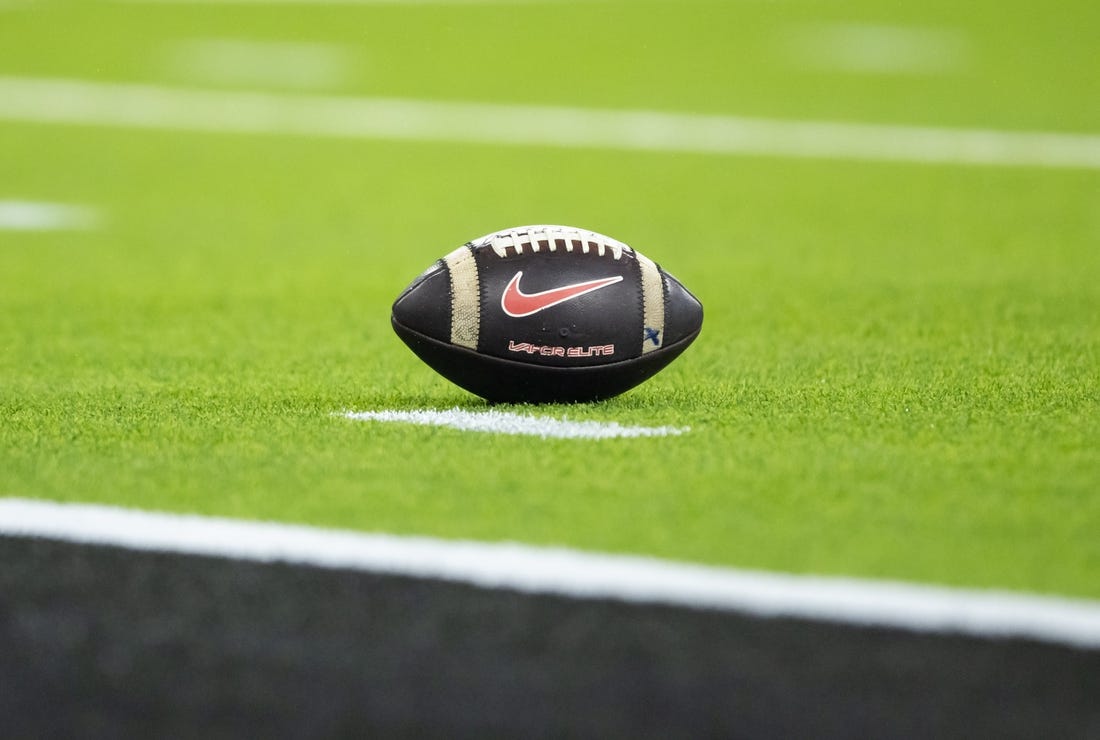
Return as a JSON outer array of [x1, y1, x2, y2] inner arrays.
[[343, 408, 688, 439], [2, 498, 1100, 649], [0, 200, 101, 231], [1, 77, 1099, 169], [116, 0, 595, 4], [164, 38, 354, 90], [783, 23, 970, 76]]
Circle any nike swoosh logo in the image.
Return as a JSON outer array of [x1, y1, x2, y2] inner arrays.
[[500, 271, 624, 317]]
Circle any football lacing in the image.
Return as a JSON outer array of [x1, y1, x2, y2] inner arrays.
[[475, 225, 631, 260]]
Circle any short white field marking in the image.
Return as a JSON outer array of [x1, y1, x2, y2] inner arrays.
[[2, 498, 1099, 649], [116, 0, 589, 4], [0, 200, 101, 231], [1, 77, 1099, 170], [163, 38, 355, 91], [784, 23, 969, 75], [343, 408, 689, 439]]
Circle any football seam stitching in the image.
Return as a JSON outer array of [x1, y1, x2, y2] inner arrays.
[[479, 226, 629, 261]]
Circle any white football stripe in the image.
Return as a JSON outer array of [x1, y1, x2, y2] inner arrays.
[[636, 251, 664, 354], [1, 498, 1099, 649], [343, 408, 689, 439], [0, 200, 101, 231], [442, 247, 480, 350], [1, 77, 1098, 169]]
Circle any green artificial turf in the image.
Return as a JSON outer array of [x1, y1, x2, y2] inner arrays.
[[1, 0, 1098, 597]]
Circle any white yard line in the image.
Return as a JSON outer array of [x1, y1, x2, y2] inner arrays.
[[0, 200, 101, 231], [1, 77, 1098, 169], [343, 408, 689, 439], [163, 38, 355, 91], [116, 0, 597, 4], [782, 23, 970, 76], [2, 498, 1099, 649]]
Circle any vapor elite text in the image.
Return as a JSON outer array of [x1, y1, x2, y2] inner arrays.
[[507, 341, 616, 358]]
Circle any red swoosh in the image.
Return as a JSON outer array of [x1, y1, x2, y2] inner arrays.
[[501, 271, 624, 317]]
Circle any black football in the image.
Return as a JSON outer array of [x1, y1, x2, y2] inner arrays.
[[391, 225, 703, 403]]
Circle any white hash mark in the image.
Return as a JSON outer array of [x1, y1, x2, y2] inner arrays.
[[342, 408, 689, 439]]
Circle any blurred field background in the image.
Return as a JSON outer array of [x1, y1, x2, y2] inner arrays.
[[1, 0, 1098, 598]]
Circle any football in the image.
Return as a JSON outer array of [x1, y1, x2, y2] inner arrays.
[[391, 225, 703, 403]]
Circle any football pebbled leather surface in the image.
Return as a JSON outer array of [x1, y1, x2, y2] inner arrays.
[[392, 225, 703, 403]]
